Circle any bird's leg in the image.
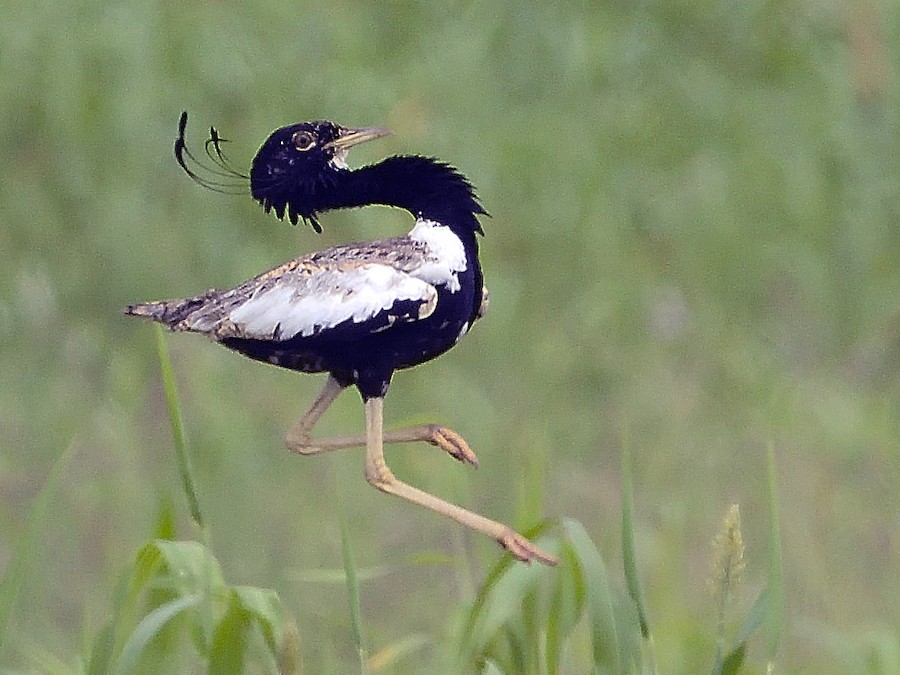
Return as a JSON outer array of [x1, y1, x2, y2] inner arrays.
[[285, 376, 478, 465], [284, 375, 350, 453], [362, 396, 558, 567]]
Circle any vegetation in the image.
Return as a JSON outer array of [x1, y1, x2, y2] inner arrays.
[[2, 0, 899, 671]]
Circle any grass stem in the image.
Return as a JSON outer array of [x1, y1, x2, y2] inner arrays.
[[153, 324, 205, 530]]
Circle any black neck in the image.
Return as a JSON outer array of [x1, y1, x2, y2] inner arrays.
[[324, 154, 486, 329], [319, 155, 486, 238]]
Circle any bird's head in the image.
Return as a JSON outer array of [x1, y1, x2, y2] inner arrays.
[[175, 112, 390, 232], [249, 121, 391, 231]]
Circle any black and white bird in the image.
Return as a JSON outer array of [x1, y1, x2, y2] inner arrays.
[[125, 114, 556, 566]]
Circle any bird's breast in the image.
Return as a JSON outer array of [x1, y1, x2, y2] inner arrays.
[[408, 219, 467, 292]]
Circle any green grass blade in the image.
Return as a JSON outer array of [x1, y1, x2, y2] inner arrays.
[[155, 539, 227, 648], [620, 439, 658, 674], [333, 459, 368, 674], [461, 552, 548, 671], [720, 641, 747, 675], [620, 439, 649, 638], [545, 543, 581, 675], [0, 440, 76, 656], [207, 590, 252, 675], [562, 518, 622, 673], [231, 586, 283, 653], [152, 539, 226, 598], [154, 324, 204, 529], [110, 541, 166, 660], [732, 587, 769, 650], [340, 519, 367, 674], [113, 594, 200, 675], [87, 621, 116, 675], [110, 539, 225, 662], [763, 443, 784, 661], [454, 521, 555, 671]]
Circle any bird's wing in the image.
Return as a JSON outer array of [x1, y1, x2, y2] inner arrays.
[[182, 261, 438, 341]]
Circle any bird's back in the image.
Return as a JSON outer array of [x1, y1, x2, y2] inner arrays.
[[125, 228, 480, 394]]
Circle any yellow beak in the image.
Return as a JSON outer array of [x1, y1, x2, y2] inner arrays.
[[324, 126, 392, 151]]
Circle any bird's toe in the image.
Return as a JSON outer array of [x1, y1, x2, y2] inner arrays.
[[427, 425, 479, 466], [498, 528, 558, 567]]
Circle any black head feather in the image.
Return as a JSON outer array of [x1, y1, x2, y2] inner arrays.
[[247, 121, 350, 233], [176, 113, 365, 232], [174, 112, 484, 237]]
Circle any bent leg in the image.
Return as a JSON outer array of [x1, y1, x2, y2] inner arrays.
[[362, 396, 557, 567], [285, 376, 478, 465]]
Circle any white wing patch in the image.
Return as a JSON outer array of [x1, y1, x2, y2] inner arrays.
[[225, 264, 436, 340], [408, 219, 467, 292]]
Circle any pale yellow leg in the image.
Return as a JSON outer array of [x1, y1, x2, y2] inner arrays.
[[362, 396, 557, 567], [285, 376, 478, 465]]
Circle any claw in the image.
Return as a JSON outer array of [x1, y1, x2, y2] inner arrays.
[[426, 425, 479, 466], [498, 528, 558, 566]]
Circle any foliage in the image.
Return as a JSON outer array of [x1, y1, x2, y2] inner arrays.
[[88, 538, 291, 674], [2, 0, 900, 672]]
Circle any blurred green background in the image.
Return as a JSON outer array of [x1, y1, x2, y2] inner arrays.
[[2, 0, 899, 671]]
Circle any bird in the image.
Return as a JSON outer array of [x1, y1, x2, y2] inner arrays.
[[125, 113, 557, 566]]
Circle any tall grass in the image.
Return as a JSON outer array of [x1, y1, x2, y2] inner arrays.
[[59, 329, 784, 673], [153, 324, 204, 531], [334, 460, 369, 674], [0, 442, 76, 656], [2, 0, 900, 671], [82, 332, 295, 673]]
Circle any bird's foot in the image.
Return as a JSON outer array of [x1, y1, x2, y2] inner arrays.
[[498, 528, 558, 567], [424, 425, 479, 466]]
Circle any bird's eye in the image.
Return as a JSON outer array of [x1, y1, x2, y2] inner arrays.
[[292, 131, 316, 151]]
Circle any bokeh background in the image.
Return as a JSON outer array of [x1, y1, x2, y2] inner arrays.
[[2, 0, 899, 671]]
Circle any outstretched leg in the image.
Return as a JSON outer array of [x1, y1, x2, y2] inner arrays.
[[285, 376, 478, 465], [362, 396, 557, 567]]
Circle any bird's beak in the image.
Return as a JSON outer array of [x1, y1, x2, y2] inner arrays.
[[325, 126, 392, 151]]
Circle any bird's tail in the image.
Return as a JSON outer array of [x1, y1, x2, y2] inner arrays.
[[123, 294, 213, 331]]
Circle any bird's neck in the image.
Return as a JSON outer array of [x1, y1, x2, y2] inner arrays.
[[320, 156, 486, 241], [326, 155, 486, 327]]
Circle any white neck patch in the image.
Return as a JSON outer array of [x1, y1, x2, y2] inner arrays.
[[328, 150, 350, 171], [408, 219, 467, 292]]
